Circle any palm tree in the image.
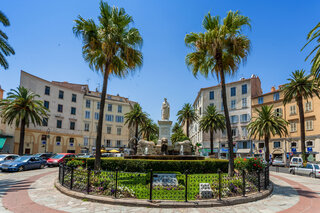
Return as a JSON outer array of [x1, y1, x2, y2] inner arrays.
[[0, 87, 49, 155], [248, 105, 288, 162], [282, 70, 320, 162], [177, 103, 198, 137], [0, 11, 15, 70], [185, 11, 251, 175], [124, 104, 148, 154], [301, 22, 320, 77], [199, 105, 225, 155], [139, 118, 158, 141], [73, 1, 143, 169], [172, 122, 181, 134]]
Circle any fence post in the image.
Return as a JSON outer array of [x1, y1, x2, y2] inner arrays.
[[242, 169, 246, 197], [58, 164, 61, 182], [115, 169, 118, 198], [185, 170, 188, 202], [264, 167, 267, 189], [62, 163, 65, 186], [87, 169, 90, 194], [218, 169, 222, 201], [70, 167, 74, 190], [148, 169, 153, 202], [257, 170, 261, 192]]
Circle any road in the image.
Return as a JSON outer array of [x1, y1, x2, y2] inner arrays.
[[269, 166, 290, 174]]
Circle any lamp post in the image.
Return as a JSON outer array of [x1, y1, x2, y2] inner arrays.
[[45, 128, 50, 153]]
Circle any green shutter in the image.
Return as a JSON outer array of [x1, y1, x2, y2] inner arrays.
[[0, 137, 7, 149]]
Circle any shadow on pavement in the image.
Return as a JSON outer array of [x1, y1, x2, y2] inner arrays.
[[0, 179, 34, 197]]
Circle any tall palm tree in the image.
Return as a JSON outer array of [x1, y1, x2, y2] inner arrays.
[[124, 103, 148, 154], [301, 22, 320, 77], [199, 105, 225, 155], [248, 105, 288, 162], [177, 103, 198, 138], [185, 11, 251, 175], [282, 70, 320, 162], [172, 122, 182, 134], [0, 11, 15, 70], [73, 1, 143, 169], [0, 87, 49, 155], [139, 118, 158, 141]]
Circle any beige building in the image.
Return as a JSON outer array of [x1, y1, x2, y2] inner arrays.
[[252, 86, 320, 162]]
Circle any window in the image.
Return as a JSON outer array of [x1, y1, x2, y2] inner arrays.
[[115, 115, 124, 123], [85, 111, 90, 119], [42, 118, 48, 126], [108, 104, 112, 112], [210, 103, 214, 107], [57, 120, 62, 128], [274, 141, 281, 148], [117, 127, 121, 135], [58, 104, 63, 113], [231, 100, 236, 110], [59, 90, 64, 99], [230, 87, 236, 96], [107, 95, 111, 99], [305, 101, 312, 112], [258, 97, 264, 104], [306, 141, 313, 147], [118, 105, 122, 113], [306, 120, 313, 131], [86, 99, 91, 108], [72, 94, 77, 102], [273, 92, 280, 101], [105, 114, 114, 122], [94, 112, 99, 120], [69, 138, 74, 146], [45, 86, 50, 95], [116, 140, 121, 147], [221, 103, 224, 111], [240, 114, 249, 123], [56, 136, 61, 146], [105, 140, 111, 147], [243, 141, 248, 149], [290, 122, 297, 132], [95, 123, 98, 132], [71, 107, 76, 115], [44, 101, 49, 109], [241, 127, 248, 137], [209, 91, 214, 100], [230, 115, 238, 124], [231, 128, 238, 137], [84, 137, 89, 146], [291, 142, 297, 148], [290, 105, 296, 115], [242, 84, 247, 94], [258, 143, 264, 148], [199, 107, 202, 115], [70, 121, 75, 130], [242, 98, 247, 108], [274, 108, 283, 117], [97, 102, 100, 110], [84, 123, 90, 131], [107, 126, 112, 134]]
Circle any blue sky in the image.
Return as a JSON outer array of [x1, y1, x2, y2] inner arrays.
[[1, 0, 320, 123]]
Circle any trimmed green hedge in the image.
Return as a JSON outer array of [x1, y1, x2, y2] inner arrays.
[[75, 157, 228, 174]]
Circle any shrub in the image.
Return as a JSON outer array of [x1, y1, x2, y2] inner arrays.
[[234, 157, 265, 172], [66, 159, 86, 168]]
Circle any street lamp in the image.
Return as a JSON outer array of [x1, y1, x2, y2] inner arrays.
[[45, 128, 50, 153]]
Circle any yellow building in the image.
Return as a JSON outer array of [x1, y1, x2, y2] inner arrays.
[[252, 86, 320, 162]]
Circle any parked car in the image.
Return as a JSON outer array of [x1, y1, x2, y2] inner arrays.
[[290, 157, 303, 167], [79, 154, 93, 158], [34, 153, 54, 160], [47, 153, 76, 167], [289, 163, 320, 178], [272, 157, 285, 167], [1, 156, 46, 172], [0, 154, 20, 170]]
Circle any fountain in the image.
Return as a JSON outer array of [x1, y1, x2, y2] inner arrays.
[[144, 146, 149, 155], [180, 145, 184, 155]]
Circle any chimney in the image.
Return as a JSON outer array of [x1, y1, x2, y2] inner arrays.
[[0, 86, 4, 100], [271, 86, 276, 92]]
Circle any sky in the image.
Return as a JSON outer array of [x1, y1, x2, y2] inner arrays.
[[1, 0, 320, 123]]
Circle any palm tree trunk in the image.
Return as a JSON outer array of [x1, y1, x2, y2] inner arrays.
[[95, 64, 110, 170], [186, 120, 189, 138], [134, 121, 139, 154], [264, 134, 270, 164], [297, 96, 307, 162], [220, 70, 234, 176], [210, 128, 214, 155], [18, 118, 26, 156]]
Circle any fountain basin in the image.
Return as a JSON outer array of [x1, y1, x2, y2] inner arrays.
[[124, 155, 205, 160]]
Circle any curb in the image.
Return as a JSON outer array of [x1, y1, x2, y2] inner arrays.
[[54, 179, 273, 208]]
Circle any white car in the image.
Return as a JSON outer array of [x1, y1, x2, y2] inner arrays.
[[290, 157, 303, 167], [272, 157, 285, 167], [289, 163, 320, 178]]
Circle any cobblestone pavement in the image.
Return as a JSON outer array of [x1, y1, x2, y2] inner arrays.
[[1, 168, 319, 213]]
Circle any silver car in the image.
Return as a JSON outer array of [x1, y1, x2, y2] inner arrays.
[[272, 157, 285, 167], [289, 163, 320, 178]]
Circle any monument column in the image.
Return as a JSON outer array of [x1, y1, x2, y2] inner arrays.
[[158, 98, 172, 146]]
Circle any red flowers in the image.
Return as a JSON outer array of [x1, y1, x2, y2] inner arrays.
[[254, 163, 257, 167], [244, 158, 247, 161], [254, 158, 257, 160]]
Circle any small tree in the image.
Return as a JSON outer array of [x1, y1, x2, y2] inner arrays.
[[177, 103, 198, 137]]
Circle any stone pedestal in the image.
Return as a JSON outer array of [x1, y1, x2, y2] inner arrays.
[[158, 120, 172, 146]]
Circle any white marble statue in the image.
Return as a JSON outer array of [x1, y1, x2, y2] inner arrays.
[[161, 98, 170, 120]]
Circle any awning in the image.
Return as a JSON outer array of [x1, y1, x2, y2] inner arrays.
[[0, 137, 7, 149], [109, 149, 119, 153], [273, 150, 284, 155], [237, 149, 251, 154]]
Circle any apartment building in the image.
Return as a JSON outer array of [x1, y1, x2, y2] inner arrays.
[[190, 75, 262, 158], [252, 86, 320, 162]]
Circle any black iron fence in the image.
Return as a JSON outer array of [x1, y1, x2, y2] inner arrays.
[[58, 164, 270, 201]]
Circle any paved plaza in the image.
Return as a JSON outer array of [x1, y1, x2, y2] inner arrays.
[[0, 168, 319, 212]]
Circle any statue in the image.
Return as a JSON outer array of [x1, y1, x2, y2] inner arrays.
[[161, 98, 170, 120], [137, 139, 156, 155], [160, 138, 168, 155]]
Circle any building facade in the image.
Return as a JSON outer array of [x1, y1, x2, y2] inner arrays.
[[190, 75, 262, 158], [252, 86, 320, 162]]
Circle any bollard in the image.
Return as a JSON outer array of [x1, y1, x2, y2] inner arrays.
[[242, 170, 246, 197], [218, 169, 222, 201], [148, 169, 153, 201], [115, 169, 118, 198], [87, 169, 90, 194], [185, 170, 188, 202], [257, 170, 261, 192], [62, 164, 65, 186], [70, 167, 74, 190]]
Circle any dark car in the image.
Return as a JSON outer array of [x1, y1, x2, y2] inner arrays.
[[1, 156, 46, 172], [47, 153, 76, 167], [34, 153, 54, 160], [0, 154, 20, 170]]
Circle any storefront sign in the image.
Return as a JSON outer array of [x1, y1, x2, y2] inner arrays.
[[291, 148, 296, 153], [307, 147, 313, 152]]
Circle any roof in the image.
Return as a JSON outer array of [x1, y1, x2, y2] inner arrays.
[[52, 81, 88, 93]]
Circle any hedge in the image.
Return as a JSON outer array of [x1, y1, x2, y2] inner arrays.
[[72, 157, 228, 174]]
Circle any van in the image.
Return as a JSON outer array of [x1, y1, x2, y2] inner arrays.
[[290, 157, 303, 167]]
